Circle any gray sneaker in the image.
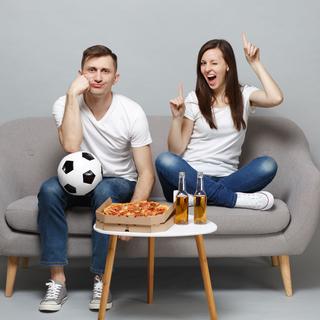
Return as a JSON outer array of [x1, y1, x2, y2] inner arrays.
[[39, 280, 68, 312], [89, 275, 112, 310]]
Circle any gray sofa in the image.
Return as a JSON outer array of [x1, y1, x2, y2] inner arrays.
[[1, 116, 320, 297]]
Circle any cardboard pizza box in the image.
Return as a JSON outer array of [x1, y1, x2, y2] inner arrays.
[[96, 197, 175, 226], [95, 214, 175, 233]]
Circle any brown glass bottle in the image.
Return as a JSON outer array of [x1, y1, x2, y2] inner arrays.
[[194, 172, 207, 224], [174, 172, 189, 224]]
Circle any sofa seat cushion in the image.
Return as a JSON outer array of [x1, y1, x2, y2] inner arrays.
[[6, 196, 92, 235], [206, 199, 290, 235], [5, 195, 290, 236]]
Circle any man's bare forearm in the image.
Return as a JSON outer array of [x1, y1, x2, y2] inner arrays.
[[131, 172, 155, 201], [59, 92, 83, 152]]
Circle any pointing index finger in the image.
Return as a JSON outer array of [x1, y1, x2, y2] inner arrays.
[[242, 32, 248, 48], [178, 83, 184, 98]]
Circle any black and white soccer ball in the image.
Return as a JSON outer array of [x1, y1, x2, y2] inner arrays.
[[57, 151, 103, 196]]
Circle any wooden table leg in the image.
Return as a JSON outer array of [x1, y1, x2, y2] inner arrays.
[[271, 256, 280, 267], [147, 237, 155, 304], [98, 235, 118, 320], [195, 235, 218, 320]]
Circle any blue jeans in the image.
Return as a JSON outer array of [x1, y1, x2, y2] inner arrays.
[[37, 176, 136, 275], [155, 152, 277, 208]]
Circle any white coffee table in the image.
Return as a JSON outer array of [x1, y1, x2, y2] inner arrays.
[[94, 214, 218, 320]]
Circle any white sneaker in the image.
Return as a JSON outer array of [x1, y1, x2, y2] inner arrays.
[[235, 191, 274, 211], [89, 275, 112, 311], [173, 190, 194, 206]]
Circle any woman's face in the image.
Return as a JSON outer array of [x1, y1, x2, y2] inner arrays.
[[200, 48, 229, 92]]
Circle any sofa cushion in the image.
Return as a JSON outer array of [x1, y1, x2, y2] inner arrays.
[[6, 196, 92, 235], [5, 195, 290, 235], [207, 199, 290, 235]]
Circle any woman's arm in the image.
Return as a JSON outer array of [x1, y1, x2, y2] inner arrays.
[[242, 33, 284, 108], [167, 84, 194, 155]]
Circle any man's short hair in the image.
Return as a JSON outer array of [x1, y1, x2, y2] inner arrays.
[[81, 45, 118, 70]]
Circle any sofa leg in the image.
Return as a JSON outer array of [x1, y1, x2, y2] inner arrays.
[[271, 256, 279, 267], [21, 257, 29, 269], [278, 255, 293, 296], [5, 256, 19, 297]]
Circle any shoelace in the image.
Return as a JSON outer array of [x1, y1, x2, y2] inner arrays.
[[93, 276, 103, 299], [44, 280, 62, 300]]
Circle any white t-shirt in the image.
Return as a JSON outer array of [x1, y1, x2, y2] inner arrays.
[[182, 85, 259, 177], [52, 93, 152, 182]]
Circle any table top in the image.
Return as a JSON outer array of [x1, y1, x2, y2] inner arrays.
[[94, 214, 217, 238]]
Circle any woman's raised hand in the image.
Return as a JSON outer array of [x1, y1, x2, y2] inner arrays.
[[169, 84, 186, 119], [242, 32, 260, 65]]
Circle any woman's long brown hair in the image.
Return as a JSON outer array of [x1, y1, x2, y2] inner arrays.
[[195, 39, 245, 131]]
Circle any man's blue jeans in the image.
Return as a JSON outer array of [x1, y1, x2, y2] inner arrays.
[[155, 152, 277, 208], [37, 176, 136, 275]]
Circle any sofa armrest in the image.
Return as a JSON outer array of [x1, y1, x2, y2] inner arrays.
[[281, 152, 320, 254], [0, 160, 22, 251]]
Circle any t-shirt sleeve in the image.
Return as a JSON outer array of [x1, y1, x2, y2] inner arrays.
[[130, 108, 152, 148], [184, 91, 198, 121], [242, 85, 259, 114], [52, 96, 67, 128]]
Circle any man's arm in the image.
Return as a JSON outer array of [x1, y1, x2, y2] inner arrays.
[[131, 145, 155, 201], [59, 74, 90, 152], [118, 145, 155, 241]]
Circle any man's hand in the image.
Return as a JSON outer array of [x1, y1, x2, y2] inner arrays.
[[242, 32, 260, 66], [67, 73, 91, 96], [170, 84, 185, 119]]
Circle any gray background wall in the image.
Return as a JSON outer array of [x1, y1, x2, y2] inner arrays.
[[0, 0, 319, 268]]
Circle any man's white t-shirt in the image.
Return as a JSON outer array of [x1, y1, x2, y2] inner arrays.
[[52, 93, 152, 182], [182, 85, 259, 177]]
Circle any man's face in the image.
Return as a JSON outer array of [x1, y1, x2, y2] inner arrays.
[[81, 56, 119, 96]]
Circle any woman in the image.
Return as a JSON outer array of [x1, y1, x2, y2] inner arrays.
[[156, 33, 283, 210]]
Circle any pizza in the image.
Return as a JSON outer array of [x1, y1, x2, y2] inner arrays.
[[103, 200, 169, 217]]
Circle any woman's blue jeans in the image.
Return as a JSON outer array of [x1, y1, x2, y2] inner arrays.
[[155, 152, 277, 208], [37, 176, 136, 275]]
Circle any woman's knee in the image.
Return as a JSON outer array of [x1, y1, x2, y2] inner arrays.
[[155, 152, 180, 171], [256, 156, 278, 178]]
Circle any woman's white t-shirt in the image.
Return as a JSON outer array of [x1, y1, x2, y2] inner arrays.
[[52, 93, 152, 182], [182, 85, 259, 177]]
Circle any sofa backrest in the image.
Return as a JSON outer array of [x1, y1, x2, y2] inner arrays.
[[0, 116, 311, 200]]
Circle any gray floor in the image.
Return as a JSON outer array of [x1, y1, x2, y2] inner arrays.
[[1, 245, 320, 320]]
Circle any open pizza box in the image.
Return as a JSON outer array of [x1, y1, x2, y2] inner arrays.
[[95, 197, 175, 233]]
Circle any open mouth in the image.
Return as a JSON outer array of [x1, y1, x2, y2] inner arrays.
[[206, 74, 217, 86]]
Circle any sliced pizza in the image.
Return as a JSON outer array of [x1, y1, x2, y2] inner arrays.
[[103, 200, 169, 217]]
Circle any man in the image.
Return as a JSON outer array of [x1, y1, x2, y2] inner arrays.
[[37, 45, 155, 312]]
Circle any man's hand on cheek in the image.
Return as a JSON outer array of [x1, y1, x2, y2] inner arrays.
[[68, 73, 91, 96]]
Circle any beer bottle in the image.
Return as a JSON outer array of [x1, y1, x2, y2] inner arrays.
[[194, 172, 207, 224], [174, 172, 189, 224]]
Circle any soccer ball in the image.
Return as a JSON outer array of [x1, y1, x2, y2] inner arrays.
[[57, 151, 103, 196]]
